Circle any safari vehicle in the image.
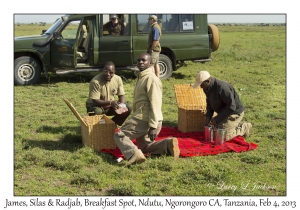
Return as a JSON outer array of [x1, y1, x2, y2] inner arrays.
[[14, 14, 220, 85]]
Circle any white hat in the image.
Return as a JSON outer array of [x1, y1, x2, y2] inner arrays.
[[148, 15, 158, 21], [192, 71, 211, 88], [110, 14, 118, 19]]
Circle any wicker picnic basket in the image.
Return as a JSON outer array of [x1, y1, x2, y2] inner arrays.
[[63, 98, 116, 151], [174, 84, 207, 133]]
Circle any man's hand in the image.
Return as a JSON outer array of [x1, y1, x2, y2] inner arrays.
[[204, 117, 211, 126], [111, 101, 120, 109], [148, 127, 157, 141], [210, 118, 217, 128]]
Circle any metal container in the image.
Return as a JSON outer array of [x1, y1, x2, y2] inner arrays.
[[204, 126, 213, 143], [215, 128, 227, 145]]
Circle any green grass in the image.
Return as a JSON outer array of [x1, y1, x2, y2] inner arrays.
[[14, 25, 286, 196]]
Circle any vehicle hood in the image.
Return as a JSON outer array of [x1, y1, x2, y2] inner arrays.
[[15, 35, 45, 41], [14, 35, 50, 50]]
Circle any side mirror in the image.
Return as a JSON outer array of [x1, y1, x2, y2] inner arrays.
[[41, 29, 47, 35], [53, 32, 62, 40], [62, 16, 68, 22]]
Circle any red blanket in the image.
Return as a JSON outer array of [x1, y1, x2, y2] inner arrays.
[[101, 126, 258, 159]]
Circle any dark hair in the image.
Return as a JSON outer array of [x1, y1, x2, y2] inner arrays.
[[104, 61, 115, 68]]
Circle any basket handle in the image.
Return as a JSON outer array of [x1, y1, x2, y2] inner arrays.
[[63, 98, 88, 127]]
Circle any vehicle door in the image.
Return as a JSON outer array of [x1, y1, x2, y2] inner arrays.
[[162, 14, 204, 60], [99, 14, 132, 66], [50, 19, 82, 68]]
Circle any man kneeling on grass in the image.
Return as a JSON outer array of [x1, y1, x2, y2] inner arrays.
[[114, 53, 180, 166], [192, 70, 252, 140]]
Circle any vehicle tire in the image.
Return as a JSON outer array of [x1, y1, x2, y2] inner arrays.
[[158, 54, 173, 80], [208, 24, 220, 52], [14, 56, 41, 86]]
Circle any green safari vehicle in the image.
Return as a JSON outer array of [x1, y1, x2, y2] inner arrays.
[[14, 14, 220, 85]]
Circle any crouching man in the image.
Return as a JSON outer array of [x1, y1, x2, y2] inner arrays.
[[114, 53, 180, 167]]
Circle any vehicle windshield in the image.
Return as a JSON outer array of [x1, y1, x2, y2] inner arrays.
[[43, 16, 68, 35]]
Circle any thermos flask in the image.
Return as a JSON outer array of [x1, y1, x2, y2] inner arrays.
[[204, 126, 213, 143]]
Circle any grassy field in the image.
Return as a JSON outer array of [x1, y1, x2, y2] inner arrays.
[[13, 24, 286, 196]]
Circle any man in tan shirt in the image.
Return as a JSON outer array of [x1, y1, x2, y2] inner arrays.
[[114, 53, 180, 167], [85, 61, 131, 126]]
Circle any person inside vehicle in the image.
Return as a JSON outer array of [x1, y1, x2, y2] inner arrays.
[[167, 14, 179, 31], [103, 14, 124, 35]]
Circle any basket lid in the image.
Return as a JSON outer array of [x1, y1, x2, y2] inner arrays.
[[63, 98, 87, 126], [174, 84, 207, 109]]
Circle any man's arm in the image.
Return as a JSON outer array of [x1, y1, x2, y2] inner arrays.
[[116, 76, 126, 104], [118, 95, 125, 103], [103, 22, 109, 30], [151, 40, 159, 50], [89, 81, 114, 110], [150, 28, 160, 51], [213, 87, 236, 124], [92, 98, 111, 110], [148, 81, 162, 128]]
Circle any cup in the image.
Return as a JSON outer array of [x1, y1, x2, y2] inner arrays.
[[204, 126, 213, 143], [215, 128, 227, 145]]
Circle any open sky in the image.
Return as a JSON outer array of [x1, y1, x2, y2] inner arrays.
[[14, 14, 286, 24]]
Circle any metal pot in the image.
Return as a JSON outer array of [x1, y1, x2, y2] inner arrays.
[[204, 126, 213, 143], [214, 128, 227, 145]]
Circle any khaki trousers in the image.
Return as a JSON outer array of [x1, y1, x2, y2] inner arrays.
[[113, 118, 169, 160], [218, 111, 249, 140], [149, 51, 160, 65]]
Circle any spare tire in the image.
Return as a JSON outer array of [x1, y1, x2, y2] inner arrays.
[[208, 24, 220, 52]]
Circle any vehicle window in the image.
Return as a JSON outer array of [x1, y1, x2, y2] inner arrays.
[[137, 14, 194, 33], [123, 14, 130, 35], [44, 17, 64, 35], [61, 20, 81, 39], [156, 14, 166, 31], [180, 14, 194, 31], [137, 14, 150, 33], [102, 14, 128, 36], [166, 14, 179, 32]]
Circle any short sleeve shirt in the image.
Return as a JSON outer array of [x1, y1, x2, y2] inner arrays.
[[86, 73, 125, 105], [152, 27, 160, 40]]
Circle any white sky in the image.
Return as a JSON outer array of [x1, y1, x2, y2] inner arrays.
[[3, 0, 299, 208], [14, 14, 286, 24]]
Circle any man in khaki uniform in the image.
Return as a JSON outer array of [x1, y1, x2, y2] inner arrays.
[[114, 53, 180, 166], [86, 61, 131, 126], [147, 15, 162, 77], [192, 71, 252, 140]]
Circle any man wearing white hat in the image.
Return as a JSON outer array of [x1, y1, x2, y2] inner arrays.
[[192, 71, 252, 140]]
